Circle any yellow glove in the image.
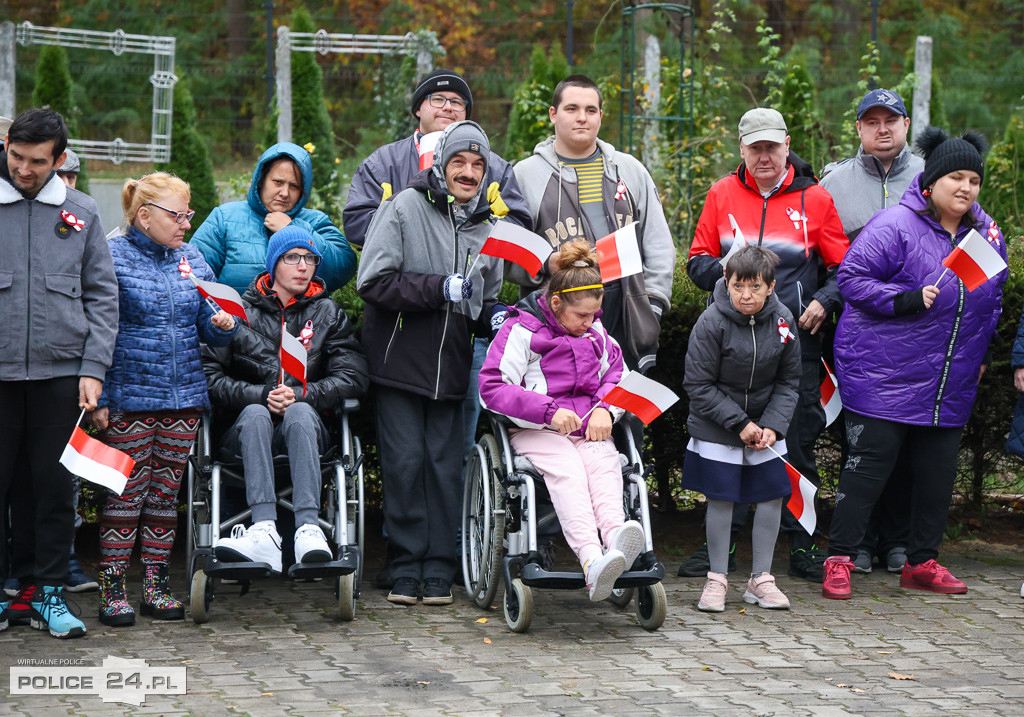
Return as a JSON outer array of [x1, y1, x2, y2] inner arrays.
[[380, 182, 393, 203], [487, 182, 509, 217]]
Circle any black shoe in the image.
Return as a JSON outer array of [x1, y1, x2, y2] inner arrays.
[[677, 543, 736, 577], [387, 577, 419, 605], [788, 547, 827, 581], [422, 578, 453, 606]]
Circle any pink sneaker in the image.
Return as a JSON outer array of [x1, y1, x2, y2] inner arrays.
[[743, 573, 790, 609], [899, 559, 967, 594], [697, 572, 728, 613], [822, 555, 852, 599]]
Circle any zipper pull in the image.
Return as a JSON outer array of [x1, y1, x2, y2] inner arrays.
[[749, 316, 755, 326]]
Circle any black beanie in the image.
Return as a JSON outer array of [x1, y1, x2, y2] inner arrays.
[[917, 126, 988, 189], [411, 69, 473, 119]]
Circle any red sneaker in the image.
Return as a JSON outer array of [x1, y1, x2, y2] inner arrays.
[[899, 559, 968, 594], [822, 556, 853, 599], [6, 583, 37, 626]]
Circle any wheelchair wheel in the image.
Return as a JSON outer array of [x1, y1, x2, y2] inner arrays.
[[503, 578, 533, 634], [635, 582, 666, 631], [337, 573, 356, 622], [607, 587, 635, 608], [461, 434, 505, 609], [190, 569, 212, 625]]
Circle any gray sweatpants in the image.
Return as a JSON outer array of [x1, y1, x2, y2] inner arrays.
[[221, 403, 329, 527]]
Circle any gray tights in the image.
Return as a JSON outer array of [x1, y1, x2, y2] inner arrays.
[[707, 498, 784, 576]]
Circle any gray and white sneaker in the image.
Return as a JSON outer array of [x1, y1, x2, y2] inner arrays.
[[215, 521, 283, 573], [584, 550, 627, 602], [886, 547, 907, 573], [852, 550, 873, 574], [610, 521, 645, 569]]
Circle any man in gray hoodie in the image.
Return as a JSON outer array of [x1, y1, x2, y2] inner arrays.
[[0, 109, 118, 638]]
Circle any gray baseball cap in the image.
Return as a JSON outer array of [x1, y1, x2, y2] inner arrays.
[[0, 116, 12, 139], [738, 108, 788, 145], [58, 148, 81, 174]]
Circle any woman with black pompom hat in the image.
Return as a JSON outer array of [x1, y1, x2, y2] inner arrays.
[[820, 127, 1006, 600]]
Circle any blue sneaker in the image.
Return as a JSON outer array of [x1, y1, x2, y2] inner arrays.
[[30, 586, 86, 639], [65, 554, 99, 593], [4, 577, 20, 597], [1, 600, 8, 632]]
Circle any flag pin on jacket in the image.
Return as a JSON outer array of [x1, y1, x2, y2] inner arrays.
[[60, 210, 84, 231], [300, 320, 314, 349], [178, 255, 192, 278]]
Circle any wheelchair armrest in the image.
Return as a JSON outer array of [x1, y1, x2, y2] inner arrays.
[[342, 398, 360, 413]]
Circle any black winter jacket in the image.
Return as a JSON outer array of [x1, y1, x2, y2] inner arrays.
[[202, 274, 368, 424]]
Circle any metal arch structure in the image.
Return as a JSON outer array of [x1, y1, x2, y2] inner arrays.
[[275, 27, 436, 144], [13, 21, 176, 165]]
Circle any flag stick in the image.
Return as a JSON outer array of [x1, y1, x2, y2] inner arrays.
[[204, 296, 221, 315], [465, 251, 482, 281], [934, 266, 950, 286], [765, 443, 786, 462], [75, 407, 86, 428]]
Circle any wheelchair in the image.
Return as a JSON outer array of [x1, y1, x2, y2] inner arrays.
[[185, 399, 365, 623], [461, 413, 667, 633]]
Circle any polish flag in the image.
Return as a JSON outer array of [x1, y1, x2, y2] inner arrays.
[[188, 273, 249, 325], [820, 358, 842, 427], [719, 214, 749, 268], [942, 228, 1007, 291], [60, 427, 135, 495], [418, 130, 442, 170], [783, 459, 818, 535], [600, 372, 679, 425], [596, 222, 643, 282], [280, 324, 308, 395], [481, 221, 553, 277]]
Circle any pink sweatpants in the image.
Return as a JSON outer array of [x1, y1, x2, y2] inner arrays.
[[508, 429, 625, 566]]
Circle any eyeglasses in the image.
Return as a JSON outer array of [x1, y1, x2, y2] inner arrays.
[[281, 253, 321, 266], [146, 203, 195, 224], [427, 94, 467, 112]]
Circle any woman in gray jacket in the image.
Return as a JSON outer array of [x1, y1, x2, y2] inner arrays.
[[682, 247, 801, 613]]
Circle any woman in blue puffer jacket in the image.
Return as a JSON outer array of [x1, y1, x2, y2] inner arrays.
[[90, 173, 237, 627], [823, 129, 1005, 600], [190, 142, 356, 293]]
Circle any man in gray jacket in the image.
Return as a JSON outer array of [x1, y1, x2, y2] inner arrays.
[[820, 88, 921, 574], [511, 74, 675, 373], [0, 109, 118, 638]]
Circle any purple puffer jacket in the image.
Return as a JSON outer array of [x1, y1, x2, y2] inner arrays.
[[479, 291, 625, 436], [835, 174, 1006, 427]]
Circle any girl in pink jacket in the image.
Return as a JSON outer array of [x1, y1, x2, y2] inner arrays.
[[478, 240, 644, 601]]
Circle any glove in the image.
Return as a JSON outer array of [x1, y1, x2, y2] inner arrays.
[[490, 304, 509, 339], [487, 182, 509, 218], [443, 274, 473, 302]]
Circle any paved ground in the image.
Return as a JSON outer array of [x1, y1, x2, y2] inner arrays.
[[2, 546, 1023, 716]]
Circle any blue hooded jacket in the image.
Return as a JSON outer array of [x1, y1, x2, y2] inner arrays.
[[190, 143, 355, 293]]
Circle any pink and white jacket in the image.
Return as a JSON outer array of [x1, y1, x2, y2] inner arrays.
[[479, 291, 626, 435]]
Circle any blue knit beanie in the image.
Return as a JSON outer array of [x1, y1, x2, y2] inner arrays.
[[265, 225, 321, 283]]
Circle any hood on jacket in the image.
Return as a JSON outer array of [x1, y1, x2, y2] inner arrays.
[[898, 172, 985, 233], [712, 276, 785, 326], [247, 143, 313, 218], [245, 271, 326, 311], [408, 165, 492, 224], [735, 150, 818, 196], [529, 136, 619, 178]]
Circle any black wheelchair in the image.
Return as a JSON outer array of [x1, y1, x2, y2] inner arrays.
[[185, 399, 365, 623]]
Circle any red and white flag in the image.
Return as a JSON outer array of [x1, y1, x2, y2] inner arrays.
[[417, 130, 442, 170], [719, 214, 748, 269], [766, 445, 817, 534], [280, 324, 308, 396], [188, 273, 249, 325], [941, 228, 1007, 291], [596, 222, 643, 282], [60, 426, 135, 495], [600, 372, 679, 426], [820, 358, 842, 427], [480, 221, 553, 277]]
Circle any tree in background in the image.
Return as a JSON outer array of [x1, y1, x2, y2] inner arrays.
[[287, 5, 337, 196], [984, 108, 1024, 241], [157, 75, 217, 239], [32, 44, 88, 192], [505, 45, 569, 161]]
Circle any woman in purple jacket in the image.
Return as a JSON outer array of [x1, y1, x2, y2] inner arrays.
[[478, 240, 645, 602], [823, 128, 1005, 600]]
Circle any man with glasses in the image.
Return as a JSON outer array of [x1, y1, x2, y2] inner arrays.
[[0, 109, 118, 638], [203, 225, 368, 571]]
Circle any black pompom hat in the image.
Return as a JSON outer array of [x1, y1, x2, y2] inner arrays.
[[916, 126, 988, 189]]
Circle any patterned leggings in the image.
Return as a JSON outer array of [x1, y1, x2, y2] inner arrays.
[[99, 410, 200, 569]]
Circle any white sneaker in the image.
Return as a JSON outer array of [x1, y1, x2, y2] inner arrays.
[[215, 521, 283, 573], [610, 521, 645, 570], [584, 550, 627, 602], [294, 524, 332, 564]]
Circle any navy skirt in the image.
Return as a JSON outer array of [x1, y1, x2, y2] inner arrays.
[[681, 438, 791, 504]]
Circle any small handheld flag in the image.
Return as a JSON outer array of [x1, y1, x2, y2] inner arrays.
[[479, 221, 553, 278], [939, 228, 1007, 291], [820, 359, 842, 428], [596, 223, 643, 282], [280, 324, 308, 396], [719, 214, 748, 268], [767, 445, 817, 535], [188, 273, 249, 325], [599, 372, 679, 426], [60, 424, 135, 495]]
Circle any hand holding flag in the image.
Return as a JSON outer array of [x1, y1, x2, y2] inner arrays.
[[60, 410, 135, 495], [596, 223, 643, 282]]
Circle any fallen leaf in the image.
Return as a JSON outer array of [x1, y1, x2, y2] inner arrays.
[[889, 672, 917, 681], [262, 692, 274, 696], [483, 638, 492, 644], [701, 666, 711, 671], [475, 618, 487, 623], [837, 684, 849, 688], [825, 678, 833, 682], [877, 651, 891, 655], [416, 681, 431, 685], [738, 608, 746, 614], [851, 688, 865, 693]]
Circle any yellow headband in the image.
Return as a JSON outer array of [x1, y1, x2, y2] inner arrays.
[[554, 283, 604, 295]]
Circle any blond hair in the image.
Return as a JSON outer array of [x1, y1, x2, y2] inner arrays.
[[121, 172, 191, 232], [547, 239, 604, 307]]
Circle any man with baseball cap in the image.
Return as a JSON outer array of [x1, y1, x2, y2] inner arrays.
[[357, 121, 504, 606], [683, 107, 848, 582], [56, 148, 81, 189]]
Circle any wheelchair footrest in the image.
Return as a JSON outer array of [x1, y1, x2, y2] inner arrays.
[[518, 561, 665, 589], [202, 557, 276, 581], [288, 559, 355, 580]]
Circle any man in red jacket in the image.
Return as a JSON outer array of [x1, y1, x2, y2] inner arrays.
[[683, 108, 849, 581]]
